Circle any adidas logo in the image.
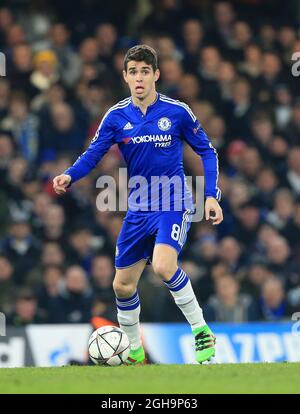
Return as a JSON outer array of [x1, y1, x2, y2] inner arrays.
[[123, 122, 133, 130]]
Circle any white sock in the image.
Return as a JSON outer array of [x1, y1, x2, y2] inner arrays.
[[164, 268, 206, 330], [116, 291, 142, 350]]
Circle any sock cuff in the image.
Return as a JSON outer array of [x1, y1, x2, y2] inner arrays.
[[116, 291, 140, 310], [164, 268, 189, 292]]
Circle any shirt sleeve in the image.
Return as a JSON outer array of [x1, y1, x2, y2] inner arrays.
[[64, 112, 115, 184], [180, 105, 221, 201]]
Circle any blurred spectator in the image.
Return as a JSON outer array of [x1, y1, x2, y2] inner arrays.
[[258, 24, 277, 51], [267, 135, 288, 177], [159, 58, 183, 97], [67, 227, 97, 273], [204, 274, 258, 322], [205, 114, 226, 156], [282, 201, 300, 255], [190, 100, 214, 126], [238, 147, 262, 183], [285, 103, 300, 145], [39, 242, 65, 267], [181, 19, 204, 73], [264, 236, 300, 291], [177, 74, 200, 104], [49, 23, 81, 87], [156, 35, 182, 61], [198, 46, 222, 105], [17, 1, 53, 50], [0, 219, 40, 286], [37, 265, 64, 322], [242, 260, 273, 298], [233, 200, 261, 248], [274, 84, 293, 128], [10, 43, 38, 98], [257, 277, 292, 321], [80, 80, 108, 122], [227, 77, 253, 137], [286, 146, 300, 195], [0, 255, 15, 315], [209, 1, 236, 51], [0, 78, 10, 119], [40, 101, 86, 154], [78, 37, 100, 66], [255, 168, 278, 208], [7, 289, 42, 326], [225, 141, 247, 176], [140, 0, 182, 39], [90, 255, 115, 300], [218, 237, 245, 273], [1, 92, 39, 163], [4, 157, 29, 210], [6, 24, 26, 50], [227, 21, 253, 62], [95, 23, 118, 68], [30, 192, 53, 233], [216, 61, 236, 104], [277, 25, 297, 65], [256, 52, 285, 104], [266, 188, 294, 230], [0, 8, 14, 45], [253, 224, 279, 257], [30, 49, 59, 92], [250, 114, 274, 159], [238, 44, 262, 79], [38, 204, 66, 243], [0, 132, 14, 172], [47, 265, 93, 323]]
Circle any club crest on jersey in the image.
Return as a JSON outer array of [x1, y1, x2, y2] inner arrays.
[[158, 117, 172, 131]]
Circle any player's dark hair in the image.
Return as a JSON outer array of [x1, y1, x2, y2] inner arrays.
[[124, 44, 158, 72]]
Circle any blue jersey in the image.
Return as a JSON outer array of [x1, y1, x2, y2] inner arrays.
[[64, 93, 221, 211]]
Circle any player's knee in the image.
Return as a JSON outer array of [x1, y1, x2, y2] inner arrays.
[[113, 279, 135, 298], [152, 261, 176, 280]]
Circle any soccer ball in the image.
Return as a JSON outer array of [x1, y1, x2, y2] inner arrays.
[[88, 326, 130, 366]]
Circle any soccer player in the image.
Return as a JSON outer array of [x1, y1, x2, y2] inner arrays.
[[53, 45, 223, 364]]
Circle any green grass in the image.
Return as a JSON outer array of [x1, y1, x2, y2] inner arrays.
[[0, 363, 300, 394]]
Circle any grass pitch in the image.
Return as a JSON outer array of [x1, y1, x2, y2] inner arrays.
[[0, 363, 300, 394]]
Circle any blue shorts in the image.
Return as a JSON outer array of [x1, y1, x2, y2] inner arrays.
[[115, 209, 193, 268]]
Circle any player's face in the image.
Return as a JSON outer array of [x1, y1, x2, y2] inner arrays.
[[123, 61, 160, 100]]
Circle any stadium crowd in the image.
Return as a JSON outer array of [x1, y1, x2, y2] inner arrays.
[[0, 0, 300, 326]]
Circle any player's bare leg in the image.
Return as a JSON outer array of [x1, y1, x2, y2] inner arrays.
[[152, 244, 216, 363], [113, 259, 147, 364]]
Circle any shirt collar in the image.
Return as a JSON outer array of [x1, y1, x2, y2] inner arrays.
[[130, 92, 159, 111]]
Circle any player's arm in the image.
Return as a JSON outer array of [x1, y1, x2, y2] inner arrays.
[[180, 106, 223, 225], [53, 113, 115, 195]]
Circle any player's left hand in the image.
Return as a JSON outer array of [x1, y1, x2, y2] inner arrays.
[[205, 197, 223, 225]]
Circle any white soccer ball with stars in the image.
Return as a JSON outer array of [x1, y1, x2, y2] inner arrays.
[[88, 326, 130, 366]]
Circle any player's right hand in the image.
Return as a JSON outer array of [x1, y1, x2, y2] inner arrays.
[[53, 174, 71, 195]]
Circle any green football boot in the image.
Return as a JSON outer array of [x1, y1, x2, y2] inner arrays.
[[193, 325, 216, 364], [126, 346, 146, 365]]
